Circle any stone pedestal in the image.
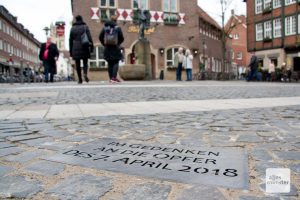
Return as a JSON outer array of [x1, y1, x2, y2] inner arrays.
[[119, 64, 146, 80], [135, 39, 152, 80]]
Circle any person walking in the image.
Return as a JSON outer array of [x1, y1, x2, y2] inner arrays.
[[99, 15, 124, 83], [39, 37, 59, 83], [69, 15, 94, 84], [174, 47, 184, 81], [184, 49, 193, 81], [267, 61, 275, 81], [246, 53, 260, 81]]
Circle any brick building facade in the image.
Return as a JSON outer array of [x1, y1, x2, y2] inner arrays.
[[0, 6, 40, 75], [245, 0, 300, 72], [226, 10, 251, 77], [71, 0, 224, 80]]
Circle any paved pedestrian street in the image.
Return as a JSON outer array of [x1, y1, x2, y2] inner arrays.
[[0, 81, 299, 200]]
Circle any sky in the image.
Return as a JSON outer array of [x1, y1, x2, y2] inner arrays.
[[0, 0, 246, 46]]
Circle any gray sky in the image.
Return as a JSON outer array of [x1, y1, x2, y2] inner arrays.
[[1, 0, 246, 45]]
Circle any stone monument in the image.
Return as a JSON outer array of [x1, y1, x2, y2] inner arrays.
[[119, 9, 152, 80]]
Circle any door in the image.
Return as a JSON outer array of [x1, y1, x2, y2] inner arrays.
[[293, 57, 300, 71]]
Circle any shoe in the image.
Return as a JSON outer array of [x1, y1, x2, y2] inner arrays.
[[78, 80, 82, 84], [109, 79, 116, 84], [113, 78, 121, 83], [84, 75, 89, 83]]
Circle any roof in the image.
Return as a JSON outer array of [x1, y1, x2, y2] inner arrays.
[[197, 6, 221, 30], [225, 14, 247, 31]]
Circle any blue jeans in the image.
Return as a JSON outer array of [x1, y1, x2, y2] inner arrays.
[[176, 63, 183, 81], [186, 69, 192, 81], [43, 61, 54, 82], [247, 69, 260, 81]]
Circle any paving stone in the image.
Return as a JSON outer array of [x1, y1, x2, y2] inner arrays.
[[239, 196, 280, 200], [26, 123, 54, 131], [40, 129, 71, 138], [255, 161, 283, 176], [274, 151, 300, 161], [122, 183, 171, 200], [38, 141, 74, 151], [175, 185, 226, 200], [0, 176, 43, 198], [62, 134, 95, 142], [0, 165, 13, 177], [47, 174, 113, 200], [237, 135, 263, 143], [156, 134, 179, 144], [0, 130, 33, 138], [289, 163, 300, 174], [24, 160, 65, 176], [7, 134, 46, 142], [6, 150, 45, 163], [19, 137, 53, 147], [0, 142, 16, 149], [1, 128, 28, 133], [251, 149, 273, 161], [0, 147, 23, 157]]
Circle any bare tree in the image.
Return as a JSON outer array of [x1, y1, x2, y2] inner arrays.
[[220, 0, 237, 80]]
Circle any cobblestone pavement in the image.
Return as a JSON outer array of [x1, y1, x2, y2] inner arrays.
[[0, 81, 299, 200]]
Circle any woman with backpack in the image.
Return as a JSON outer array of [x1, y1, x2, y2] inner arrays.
[[99, 15, 124, 83], [69, 15, 94, 84]]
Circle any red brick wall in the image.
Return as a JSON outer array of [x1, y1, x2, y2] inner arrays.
[[247, 1, 300, 52]]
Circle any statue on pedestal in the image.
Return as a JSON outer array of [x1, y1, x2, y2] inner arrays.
[[138, 9, 150, 40]]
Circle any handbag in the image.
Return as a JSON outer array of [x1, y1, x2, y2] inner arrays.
[[81, 26, 90, 46]]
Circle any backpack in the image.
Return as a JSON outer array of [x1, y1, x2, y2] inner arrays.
[[104, 26, 119, 46]]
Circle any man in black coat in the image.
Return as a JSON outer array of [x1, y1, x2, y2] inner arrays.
[[69, 15, 94, 84], [39, 37, 59, 83], [247, 53, 260, 81], [99, 15, 124, 83]]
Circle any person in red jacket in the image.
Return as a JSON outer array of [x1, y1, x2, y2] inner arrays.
[[39, 37, 59, 83]]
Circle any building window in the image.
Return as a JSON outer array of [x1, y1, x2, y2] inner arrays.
[[89, 46, 107, 68], [264, 0, 272, 9], [237, 52, 243, 60], [273, 18, 282, 38], [264, 20, 272, 38], [163, 0, 178, 13], [285, 0, 296, 6], [256, 23, 263, 41], [233, 34, 239, 39], [255, 0, 263, 14], [232, 51, 235, 59], [166, 47, 179, 68], [133, 0, 149, 9], [0, 40, 3, 50], [0, 20, 2, 30], [285, 15, 296, 36], [99, 0, 117, 21], [273, 0, 281, 8]]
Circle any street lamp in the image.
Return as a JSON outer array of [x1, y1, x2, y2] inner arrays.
[[43, 27, 50, 36]]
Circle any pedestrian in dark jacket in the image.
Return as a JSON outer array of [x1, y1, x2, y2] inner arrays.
[[99, 15, 124, 83], [39, 37, 59, 83], [69, 15, 94, 84], [247, 53, 260, 81]]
